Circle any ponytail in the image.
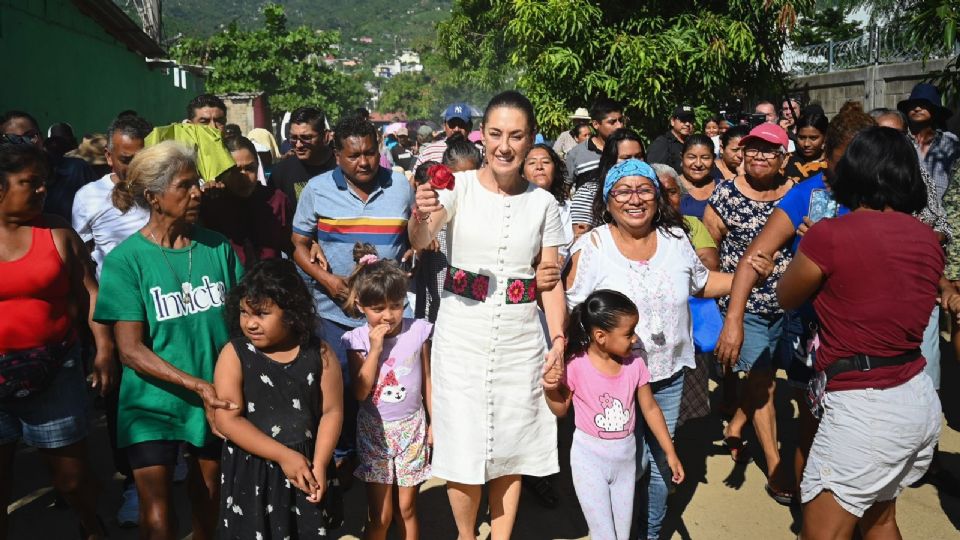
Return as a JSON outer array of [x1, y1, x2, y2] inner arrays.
[[111, 180, 135, 213], [565, 304, 592, 359], [564, 289, 639, 360]]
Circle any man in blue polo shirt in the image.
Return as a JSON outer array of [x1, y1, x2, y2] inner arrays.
[[291, 115, 413, 478]]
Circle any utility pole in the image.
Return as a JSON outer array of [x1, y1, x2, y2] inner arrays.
[[132, 0, 163, 44]]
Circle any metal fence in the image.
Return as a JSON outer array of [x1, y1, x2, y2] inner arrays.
[[784, 26, 959, 76]]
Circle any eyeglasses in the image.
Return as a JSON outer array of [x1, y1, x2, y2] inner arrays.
[[610, 187, 657, 202], [744, 148, 784, 160], [289, 135, 319, 144]]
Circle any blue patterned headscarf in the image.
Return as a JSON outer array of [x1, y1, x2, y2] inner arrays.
[[602, 159, 660, 202]]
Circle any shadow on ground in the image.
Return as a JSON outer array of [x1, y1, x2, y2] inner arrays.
[[8, 341, 960, 539]]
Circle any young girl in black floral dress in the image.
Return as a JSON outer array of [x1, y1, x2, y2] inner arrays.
[[214, 259, 344, 539]]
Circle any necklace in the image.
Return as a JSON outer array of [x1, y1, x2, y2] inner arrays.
[[149, 231, 194, 308]]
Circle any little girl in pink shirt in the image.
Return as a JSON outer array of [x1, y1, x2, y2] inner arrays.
[[543, 289, 684, 540]]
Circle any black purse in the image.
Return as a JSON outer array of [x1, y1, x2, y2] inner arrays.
[[0, 342, 68, 400]]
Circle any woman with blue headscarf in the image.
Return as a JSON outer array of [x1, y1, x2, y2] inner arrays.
[[564, 159, 771, 539]]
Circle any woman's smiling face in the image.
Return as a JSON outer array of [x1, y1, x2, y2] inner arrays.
[[482, 106, 534, 177]]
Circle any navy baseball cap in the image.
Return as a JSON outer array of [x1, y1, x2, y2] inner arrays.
[[443, 103, 472, 123]]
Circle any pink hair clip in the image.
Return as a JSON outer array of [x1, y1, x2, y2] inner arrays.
[[359, 254, 379, 266]]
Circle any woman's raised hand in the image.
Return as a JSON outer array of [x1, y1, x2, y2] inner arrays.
[[415, 182, 442, 216]]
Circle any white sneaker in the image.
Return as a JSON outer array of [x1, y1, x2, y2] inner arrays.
[[116, 483, 139, 527]]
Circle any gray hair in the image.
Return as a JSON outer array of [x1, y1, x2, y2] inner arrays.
[[649, 163, 685, 195], [868, 107, 908, 132], [106, 115, 153, 151], [112, 141, 196, 212]]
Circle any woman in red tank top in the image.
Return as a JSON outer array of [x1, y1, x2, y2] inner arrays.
[[0, 143, 114, 539]]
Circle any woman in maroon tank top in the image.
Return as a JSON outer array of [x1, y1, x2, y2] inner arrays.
[[0, 144, 114, 539]]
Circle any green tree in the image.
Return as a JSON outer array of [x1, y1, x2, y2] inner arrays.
[[434, 0, 815, 137], [791, 7, 863, 46], [170, 3, 368, 124], [377, 73, 436, 118]]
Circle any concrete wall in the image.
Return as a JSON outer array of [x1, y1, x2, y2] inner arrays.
[[220, 93, 270, 135], [0, 0, 204, 135], [790, 58, 952, 115]]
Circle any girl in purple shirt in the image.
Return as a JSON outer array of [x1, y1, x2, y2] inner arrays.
[[342, 243, 432, 540], [543, 290, 684, 540]]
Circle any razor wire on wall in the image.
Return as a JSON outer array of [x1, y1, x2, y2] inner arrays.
[[784, 26, 959, 76]]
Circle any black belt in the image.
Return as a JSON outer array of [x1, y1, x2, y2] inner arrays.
[[824, 349, 922, 381]]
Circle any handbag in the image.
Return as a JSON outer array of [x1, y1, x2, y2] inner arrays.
[[688, 297, 723, 354], [0, 342, 68, 400]]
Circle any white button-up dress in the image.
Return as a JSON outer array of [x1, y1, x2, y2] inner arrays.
[[431, 170, 564, 483]]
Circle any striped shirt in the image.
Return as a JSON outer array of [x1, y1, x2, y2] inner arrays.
[[293, 167, 413, 326], [570, 181, 600, 226], [564, 139, 602, 188], [414, 140, 449, 169]]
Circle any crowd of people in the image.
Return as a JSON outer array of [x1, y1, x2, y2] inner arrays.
[[0, 80, 959, 540]]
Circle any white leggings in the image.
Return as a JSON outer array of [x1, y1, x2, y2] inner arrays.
[[570, 429, 637, 540]]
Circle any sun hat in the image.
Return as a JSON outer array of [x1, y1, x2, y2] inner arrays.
[[897, 83, 952, 120]]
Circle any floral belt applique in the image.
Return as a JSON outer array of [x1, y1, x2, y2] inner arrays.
[[443, 265, 537, 304]]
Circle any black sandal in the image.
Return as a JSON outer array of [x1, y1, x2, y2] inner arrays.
[[522, 475, 559, 508]]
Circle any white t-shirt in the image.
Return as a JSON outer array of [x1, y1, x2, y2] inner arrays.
[[71, 174, 150, 276], [566, 225, 709, 382]]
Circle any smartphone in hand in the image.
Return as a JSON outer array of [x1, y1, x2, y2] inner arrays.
[[807, 188, 838, 224]]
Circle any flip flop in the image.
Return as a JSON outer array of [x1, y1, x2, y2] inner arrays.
[[765, 482, 796, 506], [723, 436, 753, 464]]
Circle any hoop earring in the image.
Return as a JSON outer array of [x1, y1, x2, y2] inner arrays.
[[602, 210, 613, 224], [654, 206, 662, 223]]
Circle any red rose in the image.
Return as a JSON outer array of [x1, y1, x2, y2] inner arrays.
[[428, 164, 456, 190]]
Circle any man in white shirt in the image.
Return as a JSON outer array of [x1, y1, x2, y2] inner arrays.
[[71, 114, 152, 276]]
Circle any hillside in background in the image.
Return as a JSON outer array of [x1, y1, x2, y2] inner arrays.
[[118, 0, 450, 54]]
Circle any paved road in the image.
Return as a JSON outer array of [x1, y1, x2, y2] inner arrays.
[[9, 343, 960, 539]]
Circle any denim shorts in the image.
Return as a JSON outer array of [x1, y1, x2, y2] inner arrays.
[[734, 312, 786, 373], [0, 345, 89, 449]]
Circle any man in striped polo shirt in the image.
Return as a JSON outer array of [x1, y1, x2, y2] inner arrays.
[[563, 97, 624, 188], [291, 115, 413, 480]]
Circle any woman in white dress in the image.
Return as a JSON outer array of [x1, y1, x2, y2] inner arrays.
[[409, 91, 567, 540]]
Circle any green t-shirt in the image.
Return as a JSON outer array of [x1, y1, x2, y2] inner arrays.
[[94, 226, 244, 448], [684, 216, 716, 251]]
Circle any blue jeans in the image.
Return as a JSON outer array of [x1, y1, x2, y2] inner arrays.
[[321, 318, 359, 461], [639, 370, 684, 540]]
